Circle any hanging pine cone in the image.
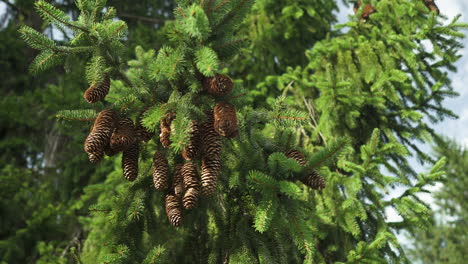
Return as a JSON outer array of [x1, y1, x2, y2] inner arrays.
[[84, 75, 111, 103], [84, 109, 117, 161], [87, 151, 104, 164], [165, 194, 183, 227], [353, 0, 375, 20], [183, 187, 199, 210], [182, 162, 200, 189], [202, 74, 233, 97], [182, 121, 201, 160], [424, 0, 439, 14], [110, 118, 136, 152], [201, 157, 221, 196], [201, 111, 222, 159], [214, 102, 238, 138], [173, 164, 185, 198], [136, 111, 154, 142], [104, 144, 119, 157], [301, 170, 326, 190], [160, 112, 175, 148], [152, 151, 169, 191], [285, 149, 307, 166], [122, 142, 139, 181]]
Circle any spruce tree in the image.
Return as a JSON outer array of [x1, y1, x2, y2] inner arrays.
[[17, 0, 468, 263], [408, 138, 468, 264]]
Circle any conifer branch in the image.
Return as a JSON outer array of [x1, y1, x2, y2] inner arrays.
[[225, 93, 247, 101], [214, 0, 230, 12], [214, 38, 248, 51], [214, 0, 250, 30], [35, 1, 89, 33], [118, 13, 168, 24], [275, 116, 306, 121]]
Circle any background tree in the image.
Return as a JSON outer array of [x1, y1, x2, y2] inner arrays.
[[408, 138, 468, 264], [1, 0, 467, 263]]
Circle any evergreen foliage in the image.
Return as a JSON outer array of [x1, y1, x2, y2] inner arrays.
[[408, 138, 468, 263], [2, 0, 467, 263]]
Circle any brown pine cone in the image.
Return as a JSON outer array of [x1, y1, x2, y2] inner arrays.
[[182, 121, 201, 160], [152, 151, 169, 191], [110, 118, 136, 152], [84, 75, 111, 103], [136, 111, 154, 142], [122, 142, 139, 181], [285, 149, 307, 166], [183, 187, 199, 210], [160, 112, 175, 148], [84, 109, 117, 156], [87, 151, 104, 164], [173, 164, 185, 198], [214, 102, 238, 138], [202, 74, 233, 97], [165, 194, 183, 227], [424, 0, 439, 14], [301, 170, 326, 190], [201, 111, 222, 159], [182, 162, 200, 190], [353, 0, 375, 20], [201, 157, 221, 196]]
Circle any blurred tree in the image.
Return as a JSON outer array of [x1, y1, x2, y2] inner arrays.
[[408, 138, 468, 264]]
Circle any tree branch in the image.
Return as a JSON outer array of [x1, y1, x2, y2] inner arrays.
[[118, 12, 168, 24]]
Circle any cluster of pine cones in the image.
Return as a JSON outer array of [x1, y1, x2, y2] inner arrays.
[[160, 74, 239, 227], [81, 73, 238, 227], [285, 149, 326, 190], [353, 0, 439, 20], [83, 108, 154, 180]]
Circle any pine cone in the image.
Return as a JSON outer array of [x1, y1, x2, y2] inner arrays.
[[152, 151, 169, 191], [182, 121, 201, 160], [165, 194, 183, 227], [183, 187, 199, 210], [214, 102, 238, 138], [173, 164, 185, 198], [201, 157, 221, 196], [201, 111, 222, 159], [424, 0, 439, 14], [182, 162, 200, 189], [104, 144, 119, 157], [285, 149, 307, 166], [87, 151, 104, 163], [84, 109, 117, 155], [84, 75, 111, 103], [361, 4, 375, 20], [136, 111, 154, 142], [301, 170, 326, 190], [110, 117, 136, 152], [353, 0, 375, 20], [122, 142, 139, 181], [202, 74, 233, 97], [160, 112, 175, 148]]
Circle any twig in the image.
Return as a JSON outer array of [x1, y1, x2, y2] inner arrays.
[[36, 4, 89, 33], [303, 97, 327, 146], [176, 7, 186, 18], [56, 116, 95, 122], [118, 12, 167, 24], [275, 116, 306, 120], [214, 38, 248, 51], [225, 93, 247, 101], [214, 0, 230, 12], [214, 0, 249, 30]]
